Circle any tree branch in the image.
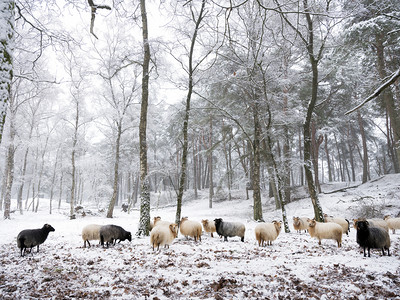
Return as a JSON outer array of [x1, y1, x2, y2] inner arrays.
[[88, 0, 112, 39], [345, 68, 400, 115]]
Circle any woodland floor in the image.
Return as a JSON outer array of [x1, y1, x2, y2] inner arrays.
[[1, 232, 399, 300]]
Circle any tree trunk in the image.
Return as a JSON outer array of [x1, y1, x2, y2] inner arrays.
[[357, 111, 369, 183], [3, 117, 15, 219], [348, 124, 356, 182], [311, 121, 323, 194], [303, 0, 324, 221], [298, 128, 304, 186], [0, 0, 14, 145], [192, 135, 198, 199], [70, 101, 79, 220], [137, 0, 151, 236], [252, 105, 263, 221], [107, 122, 122, 218], [375, 34, 400, 173], [208, 117, 214, 208], [324, 134, 332, 182], [175, 0, 205, 224]]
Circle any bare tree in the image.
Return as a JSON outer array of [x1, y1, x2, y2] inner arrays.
[[137, 0, 151, 236]]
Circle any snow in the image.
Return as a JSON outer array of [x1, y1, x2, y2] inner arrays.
[[1, 174, 400, 299]]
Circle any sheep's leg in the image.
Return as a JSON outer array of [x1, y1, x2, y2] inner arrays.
[[224, 236, 228, 242], [241, 236, 244, 242], [318, 239, 321, 245], [367, 247, 371, 257], [211, 233, 214, 238], [387, 247, 391, 256], [37, 245, 40, 253]]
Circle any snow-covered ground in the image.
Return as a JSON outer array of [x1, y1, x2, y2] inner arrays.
[[1, 174, 400, 299]]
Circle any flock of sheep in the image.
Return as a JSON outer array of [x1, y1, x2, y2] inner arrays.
[[16, 214, 400, 258]]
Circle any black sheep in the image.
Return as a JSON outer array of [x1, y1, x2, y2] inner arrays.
[[17, 224, 55, 257], [356, 220, 390, 257], [214, 218, 245, 242], [99, 225, 132, 247]]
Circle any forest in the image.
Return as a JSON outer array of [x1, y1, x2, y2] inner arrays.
[[1, 0, 399, 233]]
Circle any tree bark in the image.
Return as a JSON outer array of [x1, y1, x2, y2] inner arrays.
[[375, 33, 400, 173], [357, 111, 369, 183], [3, 114, 15, 219], [107, 122, 122, 218], [302, 0, 324, 222], [137, 0, 151, 236], [324, 134, 332, 182], [175, 0, 206, 224], [252, 104, 263, 221], [0, 0, 14, 145], [208, 117, 214, 208]]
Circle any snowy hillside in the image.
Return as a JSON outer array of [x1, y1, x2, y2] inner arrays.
[[0, 174, 399, 299]]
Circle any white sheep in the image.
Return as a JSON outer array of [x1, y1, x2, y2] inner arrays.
[[180, 217, 202, 242], [307, 218, 343, 248], [255, 220, 281, 247], [150, 223, 178, 251], [293, 217, 308, 233], [81, 224, 102, 248], [323, 214, 350, 235], [201, 219, 216, 237], [384, 216, 400, 234], [153, 216, 174, 227]]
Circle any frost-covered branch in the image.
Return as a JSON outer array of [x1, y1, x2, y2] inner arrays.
[[87, 0, 111, 39], [345, 68, 400, 115]]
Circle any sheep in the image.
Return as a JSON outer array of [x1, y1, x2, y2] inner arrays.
[[150, 223, 178, 251], [353, 218, 389, 232], [201, 219, 217, 237], [180, 217, 202, 242], [99, 225, 132, 248], [153, 216, 174, 228], [383, 216, 400, 234], [81, 224, 102, 248], [323, 214, 350, 235], [293, 217, 308, 233], [214, 218, 245, 242], [17, 224, 55, 257], [255, 220, 281, 247], [307, 218, 342, 248], [356, 220, 390, 257]]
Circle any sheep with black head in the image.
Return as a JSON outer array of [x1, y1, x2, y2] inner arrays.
[[356, 220, 390, 257], [17, 224, 55, 257]]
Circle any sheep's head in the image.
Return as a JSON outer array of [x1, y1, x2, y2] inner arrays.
[[384, 215, 391, 221], [201, 219, 208, 226], [307, 219, 316, 228], [180, 217, 188, 223], [214, 218, 222, 226], [126, 232, 132, 242], [293, 217, 300, 226], [169, 224, 178, 238], [273, 220, 282, 233], [43, 224, 55, 232], [356, 220, 369, 231], [154, 216, 162, 224]]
